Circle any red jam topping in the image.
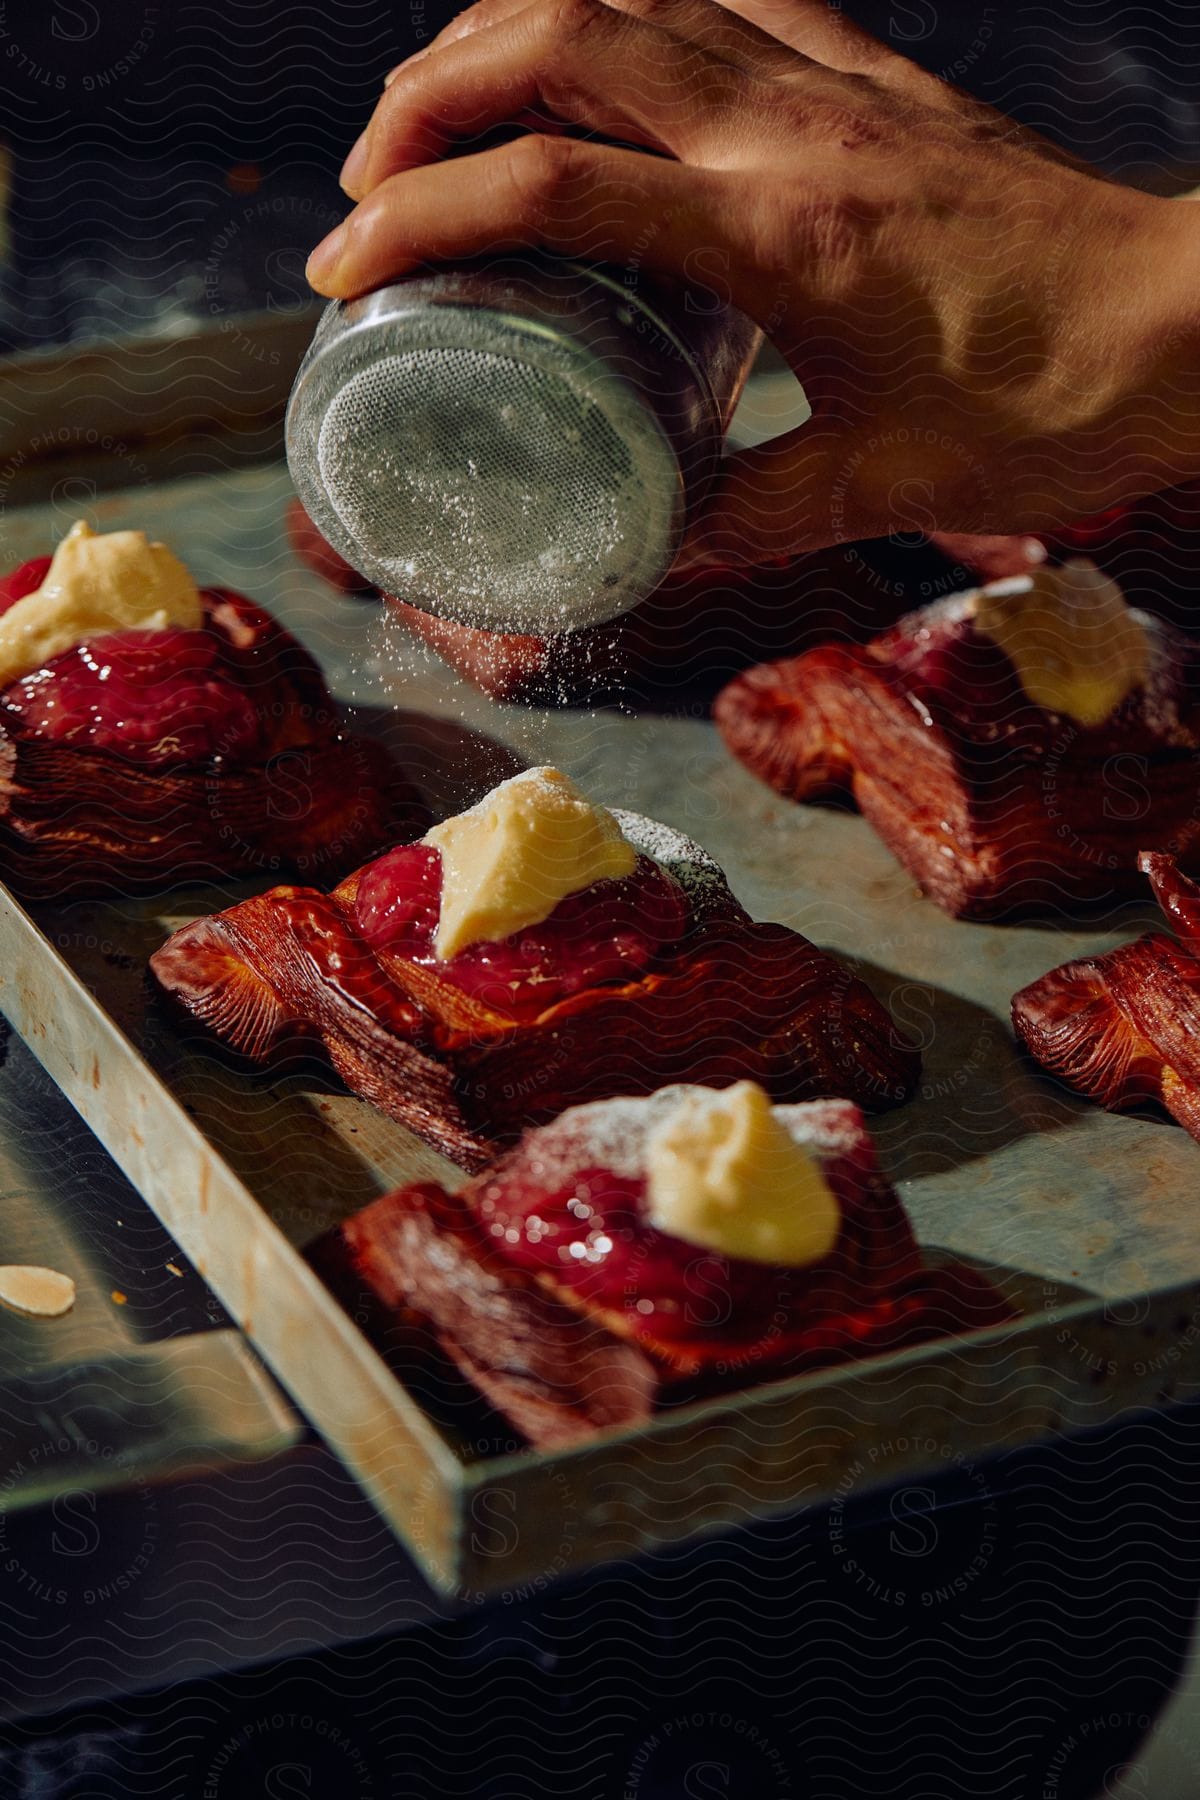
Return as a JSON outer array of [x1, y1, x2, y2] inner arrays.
[[0, 555, 54, 617], [474, 1163, 805, 1347], [0, 626, 264, 766], [354, 844, 689, 1019], [875, 589, 1193, 751], [0, 556, 293, 768], [874, 605, 1040, 747]]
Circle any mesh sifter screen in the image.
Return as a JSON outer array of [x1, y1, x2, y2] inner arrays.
[[315, 343, 681, 633]]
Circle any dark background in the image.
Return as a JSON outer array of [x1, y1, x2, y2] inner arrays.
[[2, 7, 1200, 1796], [3, 0, 1200, 354]]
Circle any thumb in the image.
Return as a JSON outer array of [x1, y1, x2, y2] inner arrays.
[[678, 420, 888, 569], [679, 419, 986, 569]]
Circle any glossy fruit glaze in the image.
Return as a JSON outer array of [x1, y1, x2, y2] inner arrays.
[[354, 843, 690, 1021], [0, 555, 276, 766], [871, 603, 1051, 750], [465, 1094, 902, 1355], [473, 1161, 803, 1347]]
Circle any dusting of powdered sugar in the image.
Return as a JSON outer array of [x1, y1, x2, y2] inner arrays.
[[611, 809, 748, 929], [511, 1087, 869, 1191]]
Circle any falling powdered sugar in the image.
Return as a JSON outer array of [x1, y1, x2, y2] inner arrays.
[[513, 1086, 869, 1193]]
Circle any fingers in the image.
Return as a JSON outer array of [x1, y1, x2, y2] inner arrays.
[[392, 0, 800, 76], [710, 0, 913, 72], [309, 135, 739, 300], [388, 0, 935, 104], [392, 0, 547, 65], [349, 0, 760, 200], [679, 425, 861, 565], [928, 530, 1046, 582]]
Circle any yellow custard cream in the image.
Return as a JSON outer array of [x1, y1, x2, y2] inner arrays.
[[0, 520, 204, 689], [972, 558, 1148, 728], [644, 1081, 841, 1267], [425, 766, 637, 960]]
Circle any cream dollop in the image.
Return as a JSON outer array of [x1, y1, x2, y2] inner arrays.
[[971, 558, 1148, 728], [425, 766, 637, 961], [644, 1081, 841, 1267], [0, 519, 204, 689]]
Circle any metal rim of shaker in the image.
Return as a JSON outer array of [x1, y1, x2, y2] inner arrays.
[[574, 260, 724, 426], [286, 292, 686, 630]]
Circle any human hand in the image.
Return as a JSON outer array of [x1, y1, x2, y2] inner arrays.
[[307, 0, 1200, 565]]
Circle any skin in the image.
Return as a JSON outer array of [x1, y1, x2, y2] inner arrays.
[[306, 0, 1200, 567]]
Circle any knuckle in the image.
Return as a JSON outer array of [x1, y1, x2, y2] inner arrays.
[[538, 0, 610, 44], [503, 132, 583, 214], [370, 83, 411, 147], [529, 0, 617, 119], [459, 0, 508, 29]]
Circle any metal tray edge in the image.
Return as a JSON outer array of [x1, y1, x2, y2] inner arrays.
[[0, 883, 469, 1589]]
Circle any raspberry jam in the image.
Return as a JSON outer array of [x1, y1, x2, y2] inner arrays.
[[474, 1163, 801, 1348], [0, 557, 265, 767], [0, 627, 264, 766], [355, 844, 689, 1019], [875, 605, 1038, 747], [0, 555, 53, 617]]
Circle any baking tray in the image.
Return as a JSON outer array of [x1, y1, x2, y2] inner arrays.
[[3, 463, 1200, 1599], [0, 1014, 301, 1512]]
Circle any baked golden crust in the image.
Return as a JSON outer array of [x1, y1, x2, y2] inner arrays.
[[1012, 855, 1200, 1140], [150, 812, 922, 1170], [716, 605, 1200, 920]]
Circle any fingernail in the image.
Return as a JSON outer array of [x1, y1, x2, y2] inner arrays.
[[385, 44, 432, 85], [306, 222, 349, 286], [340, 132, 370, 194]]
